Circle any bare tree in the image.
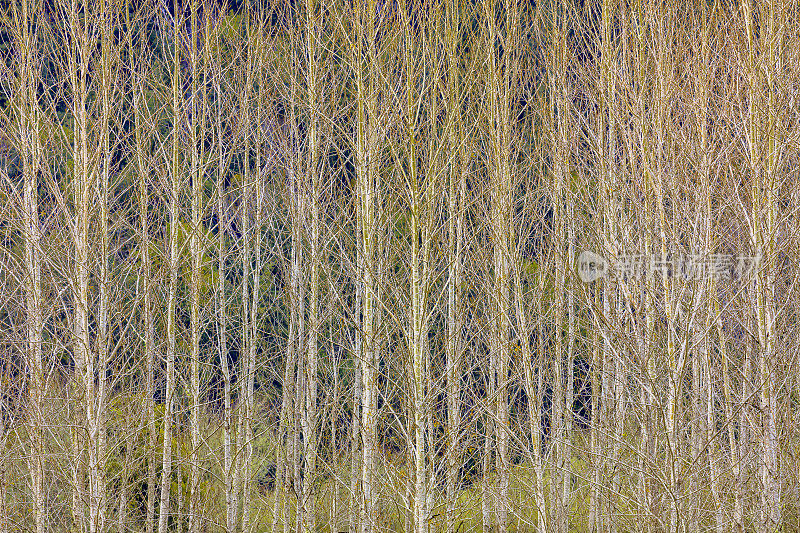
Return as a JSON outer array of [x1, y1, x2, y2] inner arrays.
[[10, 0, 46, 529], [158, 3, 185, 530]]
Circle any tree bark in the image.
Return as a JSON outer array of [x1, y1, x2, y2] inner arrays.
[[445, 2, 466, 526], [18, 0, 45, 527], [301, 1, 321, 528], [188, 0, 203, 530], [353, 2, 380, 530], [130, 17, 159, 532], [158, 5, 183, 529]]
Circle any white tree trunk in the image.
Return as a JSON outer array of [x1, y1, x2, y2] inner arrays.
[[18, 2, 45, 527], [354, 2, 379, 530], [158, 11, 183, 529], [188, 2, 202, 531], [301, 3, 321, 528], [445, 4, 465, 525]]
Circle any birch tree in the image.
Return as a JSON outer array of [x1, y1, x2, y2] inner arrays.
[[342, 1, 384, 530], [479, 0, 523, 529], [158, 3, 185, 529], [742, 0, 784, 528], [188, 0, 204, 529], [6, 0, 46, 528], [440, 0, 474, 529]]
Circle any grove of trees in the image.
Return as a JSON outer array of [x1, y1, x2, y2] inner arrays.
[[1, 0, 799, 531]]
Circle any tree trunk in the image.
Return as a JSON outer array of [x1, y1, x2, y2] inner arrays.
[[744, 0, 781, 528], [445, 3, 465, 525], [301, 2, 321, 528], [354, 2, 380, 530], [131, 28, 159, 533], [158, 6, 183, 529], [515, 247, 546, 533], [188, 0, 202, 530], [483, 1, 516, 529], [19, 0, 45, 526], [350, 305, 362, 533]]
